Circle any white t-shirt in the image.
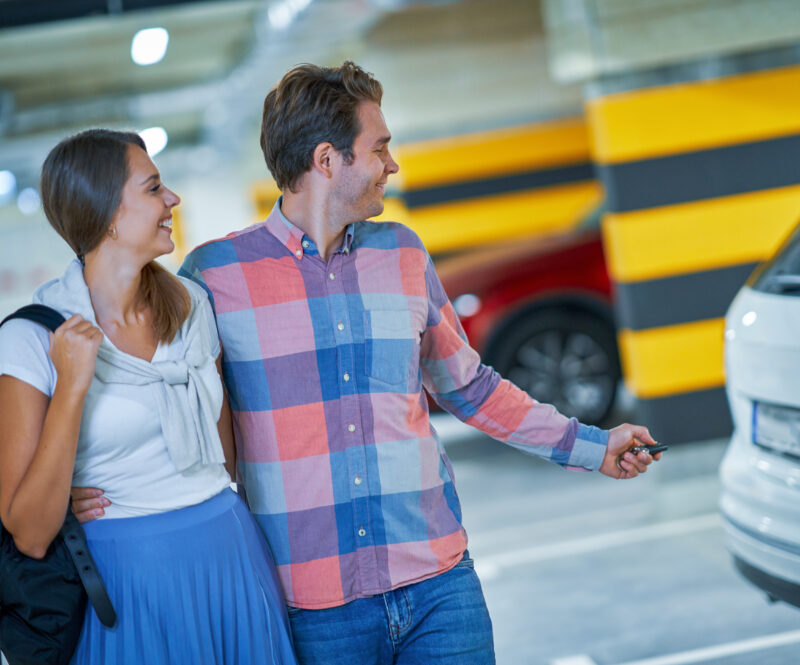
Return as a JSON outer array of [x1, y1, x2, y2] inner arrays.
[[0, 296, 231, 518]]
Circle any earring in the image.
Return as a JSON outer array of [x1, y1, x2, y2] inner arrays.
[[108, 226, 117, 240]]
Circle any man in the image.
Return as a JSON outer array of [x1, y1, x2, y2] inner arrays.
[[184, 62, 659, 663]]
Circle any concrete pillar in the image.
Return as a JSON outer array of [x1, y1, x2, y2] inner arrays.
[[543, 0, 800, 443], [389, 119, 602, 256]]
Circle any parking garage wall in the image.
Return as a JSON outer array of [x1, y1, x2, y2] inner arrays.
[[587, 48, 800, 443]]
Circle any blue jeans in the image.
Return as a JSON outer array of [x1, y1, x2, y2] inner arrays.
[[287, 552, 495, 664]]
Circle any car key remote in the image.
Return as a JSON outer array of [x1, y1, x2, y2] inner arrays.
[[630, 444, 668, 455]]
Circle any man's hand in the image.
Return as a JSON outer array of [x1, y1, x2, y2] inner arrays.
[[599, 424, 662, 479], [71, 486, 110, 522]]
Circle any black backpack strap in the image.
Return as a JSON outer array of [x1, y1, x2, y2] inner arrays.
[[1, 303, 66, 331], [1, 303, 117, 627], [61, 512, 117, 627]]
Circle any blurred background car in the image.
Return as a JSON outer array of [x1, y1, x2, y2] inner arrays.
[[435, 208, 621, 426], [720, 219, 800, 609]]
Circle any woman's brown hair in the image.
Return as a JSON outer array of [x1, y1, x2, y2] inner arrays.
[[40, 129, 190, 343]]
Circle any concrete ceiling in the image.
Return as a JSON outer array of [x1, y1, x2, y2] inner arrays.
[[0, 0, 382, 187], [0, 0, 578, 193]]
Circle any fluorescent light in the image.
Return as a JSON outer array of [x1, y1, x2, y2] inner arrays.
[[268, 4, 292, 29], [131, 27, 169, 66], [268, 0, 313, 30], [17, 187, 41, 215], [139, 127, 168, 156], [0, 170, 16, 200]]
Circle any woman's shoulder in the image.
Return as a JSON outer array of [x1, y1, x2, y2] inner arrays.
[[0, 316, 51, 349], [174, 275, 220, 355], [0, 316, 56, 395], [176, 274, 210, 304]]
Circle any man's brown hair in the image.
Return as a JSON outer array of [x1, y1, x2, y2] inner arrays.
[[260, 61, 383, 192]]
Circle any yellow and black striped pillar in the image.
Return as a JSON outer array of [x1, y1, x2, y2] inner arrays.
[[392, 119, 603, 256], [587, 59, 800, 443]]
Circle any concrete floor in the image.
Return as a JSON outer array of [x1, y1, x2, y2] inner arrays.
[[439, 414, 800, 665]]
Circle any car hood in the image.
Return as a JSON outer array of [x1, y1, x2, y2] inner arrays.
[[435, 229, 603, 294], [726, 285, 800, 407]]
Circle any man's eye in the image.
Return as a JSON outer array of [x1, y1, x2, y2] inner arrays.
[[150, 183, 161, 192]]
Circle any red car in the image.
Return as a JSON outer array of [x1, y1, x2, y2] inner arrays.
[[435, 214, 620, 425]]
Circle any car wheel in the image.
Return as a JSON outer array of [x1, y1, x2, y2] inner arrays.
[[489, 309, 620, 425]]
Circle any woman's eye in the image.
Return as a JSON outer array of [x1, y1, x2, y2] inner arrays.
[[150, 183, 161, 192]]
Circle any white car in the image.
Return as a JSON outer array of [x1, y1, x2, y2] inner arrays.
[[720, 226, 800, 608]]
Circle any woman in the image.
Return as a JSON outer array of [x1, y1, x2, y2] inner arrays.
[[0, 129, 297, 664]]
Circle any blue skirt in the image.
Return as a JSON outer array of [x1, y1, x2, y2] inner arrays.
[[70, 488, 297, 665]]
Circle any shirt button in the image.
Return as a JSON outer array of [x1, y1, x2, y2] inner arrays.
[[295, 250, 302, 258], [348, 424, 356, 433], [343, 373, 350, 382], [329, 272, 335, 280], [358, 527, 366, 537], [337, 322, 344, 331], [302, 240, 310, 248], [354, 475, 362, 486]]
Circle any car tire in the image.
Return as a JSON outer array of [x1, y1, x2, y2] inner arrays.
[[489, 308, 620, 426]]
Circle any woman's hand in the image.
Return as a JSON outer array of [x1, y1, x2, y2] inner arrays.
[[49, 314, 103, 394]]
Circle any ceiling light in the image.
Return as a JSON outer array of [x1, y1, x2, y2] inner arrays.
[[268, 4, 292, 29], [139, 127, 168, 156], [268, 0, 313, 30], [17, 187, 41, 216], [0, 170, 16, 200], [131, 27, 169, 66]]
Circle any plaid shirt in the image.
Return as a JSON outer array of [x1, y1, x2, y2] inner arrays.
[[179, 201, 608, 609]]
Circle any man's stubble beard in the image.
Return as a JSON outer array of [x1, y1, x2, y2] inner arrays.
[[336, 172, 383, 222]]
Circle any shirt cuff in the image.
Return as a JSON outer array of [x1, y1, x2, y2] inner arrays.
[[566, 423, 609, 471]]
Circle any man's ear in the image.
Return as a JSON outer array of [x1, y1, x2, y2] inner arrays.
[[312, 142, 336, 179]]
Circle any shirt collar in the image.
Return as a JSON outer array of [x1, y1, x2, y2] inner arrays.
[[265, 196, 356, 260]]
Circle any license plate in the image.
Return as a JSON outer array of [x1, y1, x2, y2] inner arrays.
[[753, 402, 800, 459]]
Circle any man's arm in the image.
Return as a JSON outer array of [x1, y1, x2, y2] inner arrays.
[[216, 354, 236, 480], [419, 253, 657, 476]]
